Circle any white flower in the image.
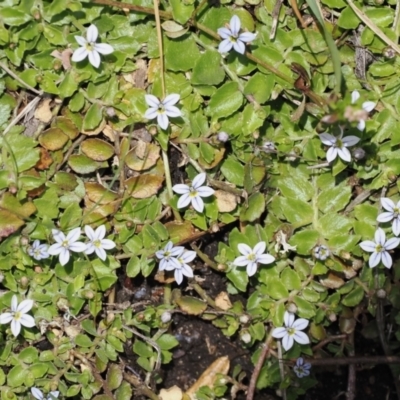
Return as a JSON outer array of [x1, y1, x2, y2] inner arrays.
[[313, 245, 330, 261], [71, 24, 114, 68], [234, 242, 275, 276], [218, 15, 256, 54], [0, 295, 35, 337], [359, 228, 400, 269], [351, 90, 376, 131], [144, 94, 182, 130], [165, 250, 196, 285], [319, 130, 360, 163], [377, 198, 400, 236], [31, 388, 59, 400], [28, 240, 49, 261], [217, 131, 229, 142], [84, 225, 116, 261], [272, 311, 310, 351], [48, 228, 87, 266], [173, 173, 214, 213], [293, 357, 311, 378], [156, 241, 184, 271]]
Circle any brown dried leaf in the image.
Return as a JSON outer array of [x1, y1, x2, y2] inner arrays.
[[34, 99, 52, 123], [320, 272, 345, 289], [35, 148, 53, 170], [215, 190, 237, 213], [103, 125, 115, 142], [125, 141, 160, 171], [215, 292, 232, 311], [186, 357, 230, 399], [51, 48, 73, 70], [125, 174, 164, 198]]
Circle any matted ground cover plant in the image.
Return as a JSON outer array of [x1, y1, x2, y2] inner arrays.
[[0, 0, 400, 399]]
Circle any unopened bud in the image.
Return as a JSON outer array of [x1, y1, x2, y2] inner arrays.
[[149, 126, 157, 135], [376, 289, 386, 299], [20, 236, 29, 246], [161, 311, 172, 324], [20, 276, 29, 289], [240, 330, 251, 344], [383, 46, 396, 59], [106, 313, 115, 324], [352, 147, 366, 161], [106, 107, 116, 118], [387, 170, 397, 183], [287, 303, 298, 314], [217, 131, 229, 142], [239, 315, 250, 325], [313, 245, 330, 260], [82, 290, 94, 299], [261, 141, 276, 153], [328, 312, 337, 322]]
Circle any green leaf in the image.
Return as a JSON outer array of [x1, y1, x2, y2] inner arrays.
[[342, 285, 364, 307], [281, 268, 301, 290], [294, 296, 316, 319], [317, 183, 351, 213], [165, 35, 200, 72], [82, 103, 103, 131], [116, 382, 133, 400], [157, 334, 179, 350], [106, 364, 123, 391], [0, 8, 32, 26], [133, 340, 153, 358], [220, 156, 244, 186], [7, 365, 26, 387], [206, 82, 243, 120], [18, 347, 38, 363], [281, 197, 313, 227], [191, 50, 225, 86], [337, 6, 360, 29], [243, 73, 275, 104], [240, 192, 265, 222], [266, 278, 289, 300], [169, 0, 194, 24], [226, 267, 249, 292], [289, 230, 319, 255]]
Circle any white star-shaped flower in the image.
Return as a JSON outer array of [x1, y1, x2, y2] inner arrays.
[[377, 198, 400, 236], [319, 130, 360, 163], [313, 245, 330, 261], [293, 357, 311, 378], [144, 94, 182, 130], [84, 225, 116, 261], [156, 241, 184, 271], [48, 228, 87, 266], [173, 173, 214, 213], [272, 311, 310, 351], [28, 240, 49, 261], [165, 250, 196, 285], [234, 242, 275, 276], [218, 15, 256, 54], [350, 90, 376, 131], [31, 387, 59, 400], [359, 227, 400, 269], [71, 24, 114, 68], [0, 295, 36, 337]]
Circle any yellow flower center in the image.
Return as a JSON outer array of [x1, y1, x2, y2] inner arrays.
[[62, 240, 69, 248], [189, 189, 198, 198], [375, 244, 383, 253], [93, 239, 101, 248], [287, 327, 295, 336], [14, 311, 22, 321], [247, 253, 255, 261]]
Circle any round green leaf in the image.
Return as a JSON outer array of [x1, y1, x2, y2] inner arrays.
[[81, 139, 114, 161], [206, 82, 243, 120]]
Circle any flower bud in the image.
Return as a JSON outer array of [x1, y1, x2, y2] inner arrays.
[[328, 312, 337, 322], [376, 289, 386, 299], [261, 141, 276, 153], [352, 147, 366, 161], [313, 245, 330, 260], [106, 313, 115, 324], [161, 311, 172, 324], [239, 314, 250, 325], [217, 131, 229, 142], [240, 330, 251, 344], [106, 107, 116, 118], [20, 276, 29, 289], [387, 170, 397, 183], [383, 46, 396, 59], [20, 236, 29, 246], [287, 303, 298, 314]]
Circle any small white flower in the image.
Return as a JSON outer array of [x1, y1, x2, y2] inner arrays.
[[218, 15, 256, 54], [234, 242, 275, 276], [293, 357, 311, 378], [156, 241, 184, 271], [173, 173, 214, 213], [350, 90, 376, 131], [217, 131, 229, 142], [377, 198, 400, 236], [28, 240, 49, 261], [71, 24, 114, 68], [144, 94, 182, 130], [313, 245, 330, 261], [165, 250, 196, 285], [0, 295, 35, 337], [84, 225, 116, 261], [359, 227, 400, 269], [272, 311, 310, 351], [31, 387, 60, 400], [319, 130, 360, 163], [48, 228, 87, 266]]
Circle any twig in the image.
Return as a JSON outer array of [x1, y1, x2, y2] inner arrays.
[[191, 282, 219, 309], [123, 371, 159, 400], [271, 0, 284, 38], [246, 335, 270, 400], [0, 61, 43, 96], [305, 355, 400, 366], [312, 334, 347, 351], [346, 331, 356, 400], [191, 243, 220, 271]]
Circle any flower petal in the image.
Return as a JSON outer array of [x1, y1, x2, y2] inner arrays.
[[191, 195, 204, 213], [71, 47, 88, 62], [393, 218, 400, 236], [67, 228, 81, 243], [88, 50, 101, 68], [157, 113, 169, 130], [284, 311, 295, 328], [177, 193, 191, 209], [59, 249, 70, 266], [381, 197, 395, 211], [326, 147, 338, 163], [357, 119, 365, 131], [369, 251, 381, 268], [246, 262, 257, 276], [173, 184, 190, 195], [217, 27, 232, 39], [95, 247, 107, 261], [282, 334, 294, 351], [257, 254, 275, 264], [218, 39, 233, 53], [272, 327, 287, 338], [381, 251, 393, 269], [375, 228, 386, 245], [19, 314, 36, 328], [86, 24, 99, 43], [180, 250, 196, 263], [84, 225, 95, 241], [48, 243, 63, 255], [238, 32, 256, 43], [337, 147, 351, 162], [31, 388, 44, 400], [253, 241, 266, 256], [11, 319, 21, 337], [0, 313, 13, 324], [292, 318, 309, 330], [320, 133, 336, 146], [69, 242, 87, 253], [94, 43, 114, 55], [181, 263, 194, 278], [74, 36, 87, 46], [11, 295, 18, 312], [233, 40, 245, 54], [385, 237, 400, 250], [17, 299, 33, 314], [95, 225, 106, 240], [234, 255, 250, 266], [192, 173, 207, 189], [101, 239, 116, 250], [342, 135, 360, 147], [293, 331, 310, 345], [144, 108, 158, 120], [359, 240, 376, 252], [163, 94, 180, 107], [197, 186, 214, 197], [351, 90, 360, 104], [377, 212, 395, 223], [238, 243, 252, 256], [145, 94, 160, 108], [165, 105, 182, 118], [362, 101, 376, 113], [230, 15, 241, 36], [174, 269, 183, 285]]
